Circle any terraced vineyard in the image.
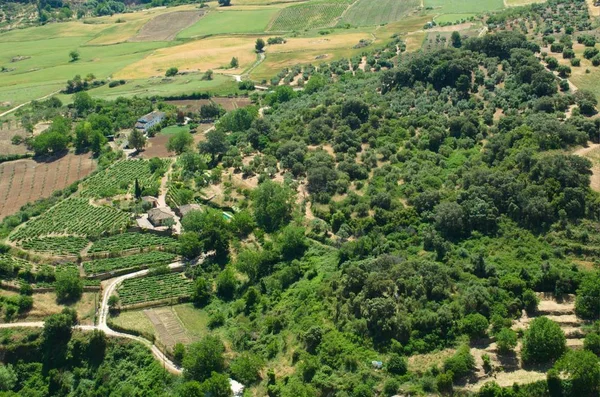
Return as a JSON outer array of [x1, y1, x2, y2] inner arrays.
[[269, 0, 353, 31], [0, 254, 33, 274], [89, 233, 178, 254], [83, 251, 177, 275], [117, 273, 193, 306], [79, 159, 167, 198], [19, 236, 89, 255], [9, 198, 130, 241]]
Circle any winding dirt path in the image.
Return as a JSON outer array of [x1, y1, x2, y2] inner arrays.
[[0, 261, 186, 374]]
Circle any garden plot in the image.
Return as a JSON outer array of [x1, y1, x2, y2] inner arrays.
[[144, 306, 191, 348], [269, 0, 352, 31], [19, 236, 89, 256]]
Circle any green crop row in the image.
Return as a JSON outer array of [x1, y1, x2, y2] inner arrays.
[[9, 198, 130, 242], [79, 159, 167, 198], [117, 272, 193, 305], [89, 233, 178, 254], [83, 251, 177, 275], [19, 236, 89, 255]]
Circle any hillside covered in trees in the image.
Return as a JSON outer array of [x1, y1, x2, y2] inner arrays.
[[1, 1, 600, 396]]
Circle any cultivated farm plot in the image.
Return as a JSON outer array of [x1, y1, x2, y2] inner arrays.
[[177, 9, 278, 38], [9, 198, 131, 241], [89, 232, 178, 254], [342, 0, 420, 26], [19, 236, 89, 256], [130, 10, 205, 42], [0, 154, 96, 221], [269, 0, 353, 31], [83, 251, 177, 275], [78, 159, 165, 198], [144, 306, 191, 348], [117, 273, 193, 306]]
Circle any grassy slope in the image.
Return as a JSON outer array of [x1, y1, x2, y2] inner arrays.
[[176, 8, 279, 38]]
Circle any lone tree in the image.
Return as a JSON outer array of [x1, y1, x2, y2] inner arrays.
[[203, 69, 213, 81], [218, 0, 231, 5], [522, 317, 566, 364], [129, 129, 146, 152], [255, 38, 265, 53], [167, 130, 194, 154], [69, 49, 80, 62], [165, 67, 178, 77], [230, 57, 239, 68], [451, 31, 462, 48]]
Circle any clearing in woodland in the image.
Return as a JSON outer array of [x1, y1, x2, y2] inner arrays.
[[342, 0, 421, 26], [0, 154, 96, 221], [130, 10, 205, 42]]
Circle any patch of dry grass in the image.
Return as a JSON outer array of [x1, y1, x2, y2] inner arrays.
[[114, 36, 257, 79], [23, 292, 98, 325]]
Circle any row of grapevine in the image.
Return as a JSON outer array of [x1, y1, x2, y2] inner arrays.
[[89, 233, 178, 254], [116, 273, 193, 305], [19, 236, 89, 256], [83, 251, 177, 275], [10, 198, 130, 241], [269, 0, 353, 31], [79, 159, 166, 198]]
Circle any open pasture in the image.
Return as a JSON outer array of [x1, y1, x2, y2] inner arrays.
[[78, 74, 238, 102], [167, 97, 252, 112], [424, 0, 504, 15], [342, 0, 420, 26], [9, 198, 130, 241], [269, 0, 352, 31], [0, 153, 96, 221], [130, 10, 204, 42]]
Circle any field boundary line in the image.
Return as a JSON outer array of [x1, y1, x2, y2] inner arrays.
[[0, 90, 61, 118]]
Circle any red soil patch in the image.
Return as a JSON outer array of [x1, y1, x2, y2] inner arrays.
[[0, 153, 96, 220]]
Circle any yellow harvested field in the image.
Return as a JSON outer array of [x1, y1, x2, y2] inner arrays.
[[22, 292, 98, 325], [114, 36, 257, 79], [404, 31, 427, 52]]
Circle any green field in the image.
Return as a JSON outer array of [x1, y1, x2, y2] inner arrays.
[[0, 26, 166, 107], [269, 0, 353, 31], [435, 13, 477, 24], [424, 0, 504, 14], [342, 0, 420, 26], [161, 125, 191, 135], [177, 9, 278, 38]]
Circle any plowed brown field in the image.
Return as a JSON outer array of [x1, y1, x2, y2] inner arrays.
[[0, 154, 96, 220]]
